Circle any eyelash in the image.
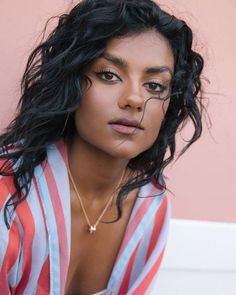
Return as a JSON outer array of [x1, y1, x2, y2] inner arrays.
[[144, 82, 167, 93], [95, 70, 167, 93], [95, 70, 120, 82]]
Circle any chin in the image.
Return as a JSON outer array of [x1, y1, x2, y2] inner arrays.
[[106, 146, 146, 160]]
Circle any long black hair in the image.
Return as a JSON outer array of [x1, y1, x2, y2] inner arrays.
[[0, 0, 205, 228]]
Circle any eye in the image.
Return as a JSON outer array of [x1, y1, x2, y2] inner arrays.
[[95, 70, 121, 82], [144, 82, 167, 93]]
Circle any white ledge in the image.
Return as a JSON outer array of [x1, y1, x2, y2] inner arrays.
[[162, 218, 236, 271]]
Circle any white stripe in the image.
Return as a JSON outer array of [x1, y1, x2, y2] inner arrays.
[[8, 248, 21, 289], [7, 215, 23, 289], [14, 215, 23, 287], [127, 196, 171, 294], [107, 185, 164, 294], [34, 164, 61, 295], [1, 216, 21, 290], [22, 180, 48, 294], [145, 270, 160, 295], [128, 212, 154, 288], [106, 182, 154, 293], [128, 180, 165, 283], [46, 143, 71, 256]]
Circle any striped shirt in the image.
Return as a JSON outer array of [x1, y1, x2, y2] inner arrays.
[[0, 139, 171, 295]]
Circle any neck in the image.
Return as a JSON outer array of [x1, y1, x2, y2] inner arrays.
[[66, 135, 131, 201]]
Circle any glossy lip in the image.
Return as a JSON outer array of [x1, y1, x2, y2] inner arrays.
[[108, 118, 144, 135]]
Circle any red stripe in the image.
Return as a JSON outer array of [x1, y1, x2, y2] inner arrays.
[[0, 177, 10, 210], [118, 241, 141, 295], [0, 147, 35, 293], [116, 187, 157, 261], [33, 175, 50, 294], [36, 256, 50, 295], [145, 196, 167, 262], [0, 160, 19, 294], [10, 286, 17, 295], [0, 220, 20, 294], [14, 196, 35, 294], [0, 160, 21, 291], [43, 161, 68, 294], [0, 157, 14, 173], [2, 159, 35, 294], [33, 177, 48, 235], [0, 159, 14, 210], [132, 247, 165, 294]]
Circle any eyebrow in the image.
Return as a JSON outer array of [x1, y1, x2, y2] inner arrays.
[[100, 52, 173, 77]]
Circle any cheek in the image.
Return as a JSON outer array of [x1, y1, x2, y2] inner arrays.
[[73, 86, 113, 140], [79, 83, 118, 114], [139, 100, 169, 151], [145, 100, 170, 133], [76, 86, 104, 121]]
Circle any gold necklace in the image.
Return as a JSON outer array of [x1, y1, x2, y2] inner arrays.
[[68, 167, 125, 234]]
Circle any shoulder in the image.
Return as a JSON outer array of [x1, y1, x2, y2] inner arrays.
[[0, 162, 48, 279], [137, 177, 172, 238], [0, 154, 45, 239], [139, 176, 171, 207]]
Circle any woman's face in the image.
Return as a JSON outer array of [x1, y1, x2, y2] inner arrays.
[[74, 29, 174, 159]]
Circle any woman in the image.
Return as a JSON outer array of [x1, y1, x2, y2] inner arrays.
[[0, 0, 204, 294]]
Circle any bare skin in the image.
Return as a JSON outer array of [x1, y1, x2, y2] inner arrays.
[[66, 180, 138, 294], [65, 29, 174, 294], [65, 136, 138, 294]]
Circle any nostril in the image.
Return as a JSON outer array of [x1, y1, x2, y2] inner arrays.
[[137, 106, 143, 112]]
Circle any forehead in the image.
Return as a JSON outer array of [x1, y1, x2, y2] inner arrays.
[[103, 29, 174, 72]]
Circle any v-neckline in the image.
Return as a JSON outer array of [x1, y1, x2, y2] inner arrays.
[[61, 138, 146, 292], [59, 140, 155, 292]]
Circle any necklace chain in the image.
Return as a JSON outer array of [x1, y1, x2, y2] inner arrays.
[[68, 167, 125, 234]]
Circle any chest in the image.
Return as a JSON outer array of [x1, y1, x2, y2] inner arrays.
[[65, 190, 137, 295]]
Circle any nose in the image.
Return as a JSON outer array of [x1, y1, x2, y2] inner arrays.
[[118, 81, 144, 112]]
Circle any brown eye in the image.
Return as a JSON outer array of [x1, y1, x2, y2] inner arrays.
[[95, 70, 121, 82], [144, 82, 166, 93], [103, 72, 114, 80]]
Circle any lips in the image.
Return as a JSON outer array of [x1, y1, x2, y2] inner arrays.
[[109, 118, 144, 129], [108, 118, 144, 135]]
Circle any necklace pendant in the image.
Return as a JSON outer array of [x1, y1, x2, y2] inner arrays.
[[89, 225, 96, 234]]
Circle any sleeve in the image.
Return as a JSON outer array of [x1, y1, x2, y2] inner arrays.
[[0, 174, 21, 295]]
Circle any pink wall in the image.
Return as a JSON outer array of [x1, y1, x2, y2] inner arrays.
[[0, 1, 235, 222]]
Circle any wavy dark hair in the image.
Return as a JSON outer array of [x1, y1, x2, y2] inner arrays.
[[0, 0, 205, 228]]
